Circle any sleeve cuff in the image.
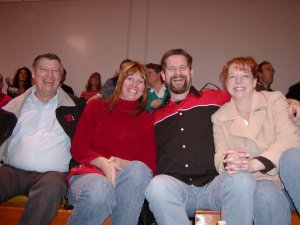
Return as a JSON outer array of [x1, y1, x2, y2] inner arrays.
[[253, 156, 275, 173]]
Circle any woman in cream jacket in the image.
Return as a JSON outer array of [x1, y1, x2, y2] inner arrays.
[[212, 56, 300, 225]]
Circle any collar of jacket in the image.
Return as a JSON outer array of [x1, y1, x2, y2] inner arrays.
[[2, 86, 75, 119], [217, 91, 268, 140]]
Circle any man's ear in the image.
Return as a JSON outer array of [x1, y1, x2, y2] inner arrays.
[[161, 71, 166, 82], [191, 68, 194, 78]]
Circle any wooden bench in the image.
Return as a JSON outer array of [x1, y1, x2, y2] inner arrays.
[[195, 209, 300, 225], [0, 196, 110, 225]]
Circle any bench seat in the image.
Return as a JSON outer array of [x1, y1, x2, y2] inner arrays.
[[0, 196, 110, 225]]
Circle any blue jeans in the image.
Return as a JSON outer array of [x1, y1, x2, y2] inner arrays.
[[280, 148, 300, 213], [254, 180, 292, 225], [67, 161, 153, 225], [145, 172, 256, 225]]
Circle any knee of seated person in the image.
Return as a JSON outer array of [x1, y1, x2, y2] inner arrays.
[[280, 148, 300, 166], [145, 175, 172, 200], [226, 172, 256, 192], [255, 181, 281, 201], [124, 161, 152, 180], [85, 178, 115, 204]]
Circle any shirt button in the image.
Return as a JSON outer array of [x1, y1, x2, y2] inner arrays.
[[185, 164, 189, 168], [179, 112, 183, 116], [181, 128, 184, 131], [182, 145, 186, 148]]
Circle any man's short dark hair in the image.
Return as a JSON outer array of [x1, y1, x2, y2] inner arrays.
[[161, 49, 193, 72], [258, 60, 271, 72], [146, 63, 162, 73], [119, 59, 132, 70], [32, 53, 63, 73]]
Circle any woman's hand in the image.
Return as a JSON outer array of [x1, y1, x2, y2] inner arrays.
[[248, 159, 265, 173], [108, 156, 130, 169], [222, 148, 249, 176], [5, 77, 12, 87], [90, 156, 122, 186], [150, 99, 163, 109]]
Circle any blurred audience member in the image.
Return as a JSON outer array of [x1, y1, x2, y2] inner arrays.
[[6, 66, 32, 98], [255, 61, 275, 91], [60, 68, 74, 95], [80, 72, 102, 102], [101, 59, 132, 99], [286, 81, 300, 101], [145, 63, 169, 113], [0, 73, 12, 107]]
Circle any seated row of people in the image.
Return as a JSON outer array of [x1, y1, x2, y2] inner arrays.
[[0, 50, 300, 225], [2, 58, 299, 110]]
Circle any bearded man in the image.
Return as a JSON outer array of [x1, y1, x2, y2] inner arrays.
[[145, 49, 257, 225]]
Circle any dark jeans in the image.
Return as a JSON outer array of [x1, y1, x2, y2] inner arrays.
[[0, 164, 68, 225]]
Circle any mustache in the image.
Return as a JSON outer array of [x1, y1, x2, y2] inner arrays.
[[170, 74, 186, 81]]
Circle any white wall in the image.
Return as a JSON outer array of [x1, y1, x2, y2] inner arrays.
[[0, 0, 299, 96]]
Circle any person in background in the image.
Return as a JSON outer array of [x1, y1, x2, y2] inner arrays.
[[280, 146, 300, 216], [288, 99, 300, 128], [0, 53, 85, 225], [280, 97, 300, 216], [101, 59, 132, 99], [145, 63, 169, 113], [67, 61, 156, 225], [145, 49, 256, 225], [60, 68, 75, 95], [6, 66, 32, 98], [0, 73, 12, 107], [255, 60, 275, 91], [80, 72, 102, 102], [286, 81, 300, 101], [212, 56, 300, 225]]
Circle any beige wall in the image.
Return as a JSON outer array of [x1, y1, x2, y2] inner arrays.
[[0, 0, 299, 96]]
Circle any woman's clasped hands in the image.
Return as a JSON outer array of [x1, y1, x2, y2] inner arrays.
[[222, 148, 249, 176]]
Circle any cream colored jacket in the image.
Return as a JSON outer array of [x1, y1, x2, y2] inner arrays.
[[212, 91, 300, 188]]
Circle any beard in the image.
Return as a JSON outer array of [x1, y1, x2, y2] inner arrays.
[[166, 74, 192, 94]]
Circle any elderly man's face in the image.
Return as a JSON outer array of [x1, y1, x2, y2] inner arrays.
[[32, 58, 62, 102]]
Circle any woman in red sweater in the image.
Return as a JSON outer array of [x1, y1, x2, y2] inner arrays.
[[80, 72, 102, 102], [67, 61, 156, 225]]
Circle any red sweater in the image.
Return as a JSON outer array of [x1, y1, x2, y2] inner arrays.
[[70, 98, 157, 177], [80, 89, 100, 102], [0, 92, 12, 108]]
